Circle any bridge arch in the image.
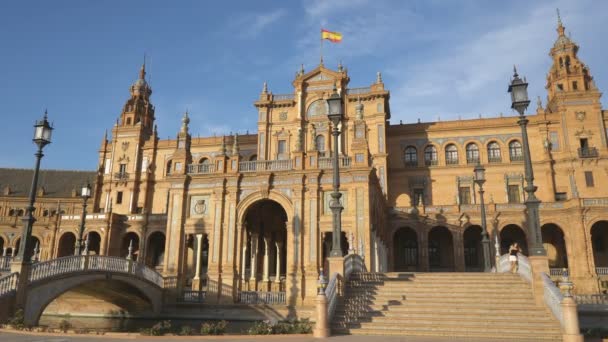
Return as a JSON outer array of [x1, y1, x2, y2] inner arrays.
[[23, 256, 163, 326]]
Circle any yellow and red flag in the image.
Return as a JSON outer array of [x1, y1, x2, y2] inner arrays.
[[321, 29, 343, 43]]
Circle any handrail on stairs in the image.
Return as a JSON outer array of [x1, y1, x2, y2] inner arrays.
[[496, 253, 532, 282]]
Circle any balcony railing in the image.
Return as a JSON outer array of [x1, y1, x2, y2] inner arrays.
[[404, 160, 418, 167], [466, 157, 480, 165], [114, 172, 129, 181], [346, 87, 371, 95], [510, 154, 524, 162], [272, 93, 294, 101], [187, 164, 216, 174], [239, 159, 293, 172], [597, 267, 608, 276], [488, 156, 502, 163], [319, 156, 352, 169], [446, 158, 459, 165], [425, 159, 438, 166], [578, 147, 599, 158]]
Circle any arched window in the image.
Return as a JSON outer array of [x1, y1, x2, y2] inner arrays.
[[509, 141, 523, 161], [199, 158, 210, 165], [307, 100, 328, 118], [315, 135, 325, 154], [424, 145, 438, 166], [404, 146, 417, 167], [487, 141, 501, 163], [249, 154, 257, 161], [465, 143, 479, 164], [445, 144, 459, 165]]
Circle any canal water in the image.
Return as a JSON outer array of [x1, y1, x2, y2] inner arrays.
[[39, 315, 258, 334]]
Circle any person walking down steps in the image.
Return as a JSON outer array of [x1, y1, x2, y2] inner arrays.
[[509, 243, 521, 273]]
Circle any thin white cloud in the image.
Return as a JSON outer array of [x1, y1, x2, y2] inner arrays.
[[236, 9, 288, 38]]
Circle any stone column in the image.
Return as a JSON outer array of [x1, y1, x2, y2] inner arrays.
[[193, 233, 203, 289], [262, 237, 270, 283], [241, 233, 248, 281], [275, 241, 282, 283], [2, 248, 6, 256], [250, 233, 258, 289]]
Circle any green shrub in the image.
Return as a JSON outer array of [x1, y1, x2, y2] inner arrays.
[[149, 320, 172, 336], [8, 309, 25, 330], [179, 325, 194, 336], [58, 319, 72, 333], [248, 319, 312, 335], [200, 320, 227, 335], [247, 320, 273, 335]]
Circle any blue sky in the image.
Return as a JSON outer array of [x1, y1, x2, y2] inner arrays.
[[0, 0, 606, 170]]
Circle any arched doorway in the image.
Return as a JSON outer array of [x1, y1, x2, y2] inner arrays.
[[57, 233, 76, 257], [321, 232, 349, 272], [464, 225, 483, 271], [146, 232, 166, 269], [428, 226, 454, 271], [15, 237, 40, 260], [393, 227, 418, 271], [591, 221, 608, 268], [542, 224, 568, 268], [242, 200, 288, 291], [85, 231, 101, 255], [500, 224, 528, 255], [121, 232, 140, 261]]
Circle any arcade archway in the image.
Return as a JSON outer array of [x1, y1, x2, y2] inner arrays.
[[591, 221, 608, 268], [428, 226, 454, 271], [500, 224, 528, 255], [57, 233, 76, 257], [542, 224, 568, 268], [464, 225, 483, 271], [393, 227, 418, 271]]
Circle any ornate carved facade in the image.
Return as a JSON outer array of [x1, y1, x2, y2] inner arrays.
[[1, 17, 607, 308]]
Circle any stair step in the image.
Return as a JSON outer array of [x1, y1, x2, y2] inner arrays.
[[335, 306, 552, 317], [336, 317, 560, 328], [331, 327, 562, 341], [343, 291, 535, 299]]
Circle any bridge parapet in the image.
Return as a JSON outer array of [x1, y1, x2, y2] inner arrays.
[[0, 273, 18, 298], [28, 255, 164, 288]]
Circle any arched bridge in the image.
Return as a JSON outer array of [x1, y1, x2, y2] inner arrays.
[[0, 255, 165, 325]]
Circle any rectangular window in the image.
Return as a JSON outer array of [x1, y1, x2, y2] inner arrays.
[[104, 159, 111, 174], [116, 191, 123, 204], [459, 187, 471, 205], [580, 138, 589, 149], [572, 81, 578, 90], [585, 171, 595, 187], [555, 192, 567, 201], [557, 83, 564, 91], [508, 185, 521, 203], [278, 140, 286, 154], [119, 163, 127, 174], [549, 131, 560, 151], [413, 188, 424, 206]]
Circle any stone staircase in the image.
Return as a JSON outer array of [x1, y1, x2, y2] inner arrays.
[[332, 272, 563, 341]]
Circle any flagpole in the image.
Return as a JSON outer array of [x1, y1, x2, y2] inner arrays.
[[320, 30, 324, 65]]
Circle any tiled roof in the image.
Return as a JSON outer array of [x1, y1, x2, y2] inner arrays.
[[0, 168, 97, 198]]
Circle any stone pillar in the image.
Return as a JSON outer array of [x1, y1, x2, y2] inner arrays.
[[529, 255, 550, 306], [12, 248, 17, 257], [275, 241, 282, 284], [453, 231, 465, 272], [2, 248, 6, 256], [250, 233, 258, 289], [192, 233, 203, 290], [241, 233, 248, 281], [262, 237, 270, 283], [560, 273, 584, 342], [313, 291, 330, 338]]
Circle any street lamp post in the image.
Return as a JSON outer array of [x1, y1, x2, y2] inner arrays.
[[75, 183, 91, 255], [326, 85, 344, 257], [508, 67, 546, 256], [474, 163, 492, 272], [15, 111, 53, 263]]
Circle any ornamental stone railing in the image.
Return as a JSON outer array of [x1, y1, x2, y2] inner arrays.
[[575, 294, 608, 306], [497, 253, 532, 283], [0, 273, 18, 298], [237, 291, 286, 305], [596, 267, 608, 276], [541, 272, 564, 327], [326, 272, 340, 322], [272, 93, 295, 101], [27, 255, 164, 288], [319, 156, 351, 169], [180, 290, 206, 303], [0, 256, 12, 272], [346, 87, 371, 95], [187, 163, 216, 174], [239, 159, 293, 172]]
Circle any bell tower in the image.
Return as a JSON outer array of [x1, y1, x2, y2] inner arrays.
[[119, 62, 155, 136], [545, 10, 600, 113]]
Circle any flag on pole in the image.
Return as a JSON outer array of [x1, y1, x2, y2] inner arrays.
[[321, 29, 343, 43]]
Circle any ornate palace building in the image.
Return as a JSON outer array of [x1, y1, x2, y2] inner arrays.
[[1, 17, 607, 309]]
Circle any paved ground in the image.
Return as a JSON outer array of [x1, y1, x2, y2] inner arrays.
[[0, 331, 537, 342]]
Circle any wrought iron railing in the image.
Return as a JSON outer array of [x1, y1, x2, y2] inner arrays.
[[578, 147, 599, 158], [509, 154, 524, 162], [404, 160, 418, 167], [488, 156, 502, 163], [114, 172, 129, 181], [180, 290, 206, 303], [238, 291, 286, 304], [239, 160, 293, 172], [187, 163, 216, 174], [319, 156, 351, 169], [446, 158, 459, 165], [0, 273, 18, 298], [466, 157, 480, 164], [550, 268, 567, 277], [425, 159, 438, 166]]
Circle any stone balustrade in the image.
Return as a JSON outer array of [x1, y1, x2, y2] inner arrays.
[[0, 273, 18, 298], [239, 159, 293, 172], [238, 290, 285, 304], [319, 156, 351, 169], [0, 256, 12, 272]]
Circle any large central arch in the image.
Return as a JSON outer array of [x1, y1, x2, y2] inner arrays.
[[240, 199, 288, 292]]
